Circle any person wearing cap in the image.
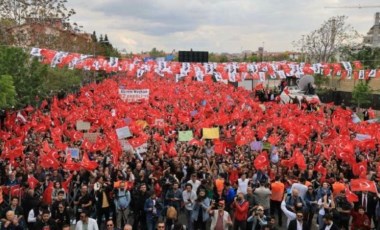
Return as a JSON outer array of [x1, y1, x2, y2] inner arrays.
[[209, 200, 233, 230]]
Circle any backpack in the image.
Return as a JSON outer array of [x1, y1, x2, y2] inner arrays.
[[166, 206, 177, 219]]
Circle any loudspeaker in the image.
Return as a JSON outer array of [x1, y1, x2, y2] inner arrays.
[[178, 51, 209, 63]]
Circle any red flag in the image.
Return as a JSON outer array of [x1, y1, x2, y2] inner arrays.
[[281, 157, 295, 168], [353, 61, 362, 70], [314, 161, 327, 179], [43, 182, 54, 205], [345, 186, 358, 203], [81, 153, 98, 171], [214, 139, 225, 155], [28, 176, 39, 189], [40, 154, 60, 170], [168, 141, 177, 157], [254, 151, 269, 169], [352, 160, 368, 177], [62, 174, 73, 192], [10, 185, 23, 198], [351, 179, 377, 193], [294, 148, 307, 170], [268, 134, 280, 145]]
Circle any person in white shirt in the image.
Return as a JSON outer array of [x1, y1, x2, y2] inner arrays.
[[237, 173, 249, 195], [182, 183, 197, 230], [75, 211, 99, 230], [187, 174, 201, 193], [281, 194, 296, 227], [317, 195, 335, 230]]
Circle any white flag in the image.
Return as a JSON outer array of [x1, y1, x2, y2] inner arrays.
[[369, 69, 376, 78], [277, 70, 286, 79], [358, 70, 365, 79], [259, 72, 266, 82]]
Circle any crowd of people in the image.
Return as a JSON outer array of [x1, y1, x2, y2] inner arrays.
[[0, 75, 379, 230]]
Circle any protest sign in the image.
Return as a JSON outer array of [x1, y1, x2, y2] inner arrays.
[[202, 127, 220, 139], [179, 131, 193, 142], [76, 120, 91, 131], [116, 126, 132, 139], [135, 143, 148, 154], [66, 147, 80, 159], [119, 140, 134, 152], [119, 89, 150, 102], [83, 133, 100, 143]]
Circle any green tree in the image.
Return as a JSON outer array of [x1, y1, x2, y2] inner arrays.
[[351, 80, 372, 108], [0, 46, 47, 107], [0, 0, 76, 25], [340, 46, 380, 69], [314, 73, 329, 89], [0, 75, 16, 108], [44, 67, 82, 93], [149, 48, 166, 58], [91, 31, 98, 43], [294, 15, 360, 62]]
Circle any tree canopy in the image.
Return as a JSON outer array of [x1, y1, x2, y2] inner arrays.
[[294, 15, 360, 63]]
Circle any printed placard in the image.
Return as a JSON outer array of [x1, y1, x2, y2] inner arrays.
[[119, 89, 150, 102], [202, 127, 220, 139], [66, 147, 80, 159], [116, 126, 132, 139], [83, 133, 100, 143], [179, 131, 194, 142], [76, 120, 91, 131]]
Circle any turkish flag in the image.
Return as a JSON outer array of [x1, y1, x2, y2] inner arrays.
[[353, 61, 362, 70], [214, 139, 225, 155], [235, 132, 249, 146], [254, 151, 269, 170], [352, 160, 367, 177], [10, 185, 23, 198], [294, 149, 307, 170], [168, 141, 177, 157], [81, 153, 98, 171], [350, 179, 377, 193], [43, 182, 54, 205], [40, 154, 60, 170], [62, 174, 73, 192], [188, 138, 203, 147], [28, 176, 39, 189], [314, 161, 327, 178], [345, 186, 358, 203], [267, 134, 280, 146]]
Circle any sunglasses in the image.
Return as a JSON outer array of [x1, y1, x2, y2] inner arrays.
[[158, 226, 165, 228], [257, 209, 264, 211]]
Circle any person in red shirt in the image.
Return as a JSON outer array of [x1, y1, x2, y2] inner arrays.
[[351, 206, 371, 230], [233, 192, 249, 230]]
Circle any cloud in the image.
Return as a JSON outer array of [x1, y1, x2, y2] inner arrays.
[[66, 0, 377, 53]]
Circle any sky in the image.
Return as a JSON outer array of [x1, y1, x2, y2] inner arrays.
[[66, 0, 379, 54]]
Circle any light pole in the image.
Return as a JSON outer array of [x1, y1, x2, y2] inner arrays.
[[301, 35, 305, 62]]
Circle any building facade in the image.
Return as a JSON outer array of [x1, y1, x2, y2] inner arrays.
[[363, 12, 380, 47]]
